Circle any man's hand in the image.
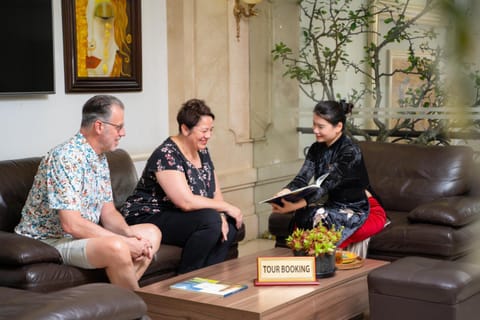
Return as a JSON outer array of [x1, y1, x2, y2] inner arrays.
[[125, 234, 153, 260]]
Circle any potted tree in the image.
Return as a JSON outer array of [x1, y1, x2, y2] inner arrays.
[[286, 224, 343, 278]]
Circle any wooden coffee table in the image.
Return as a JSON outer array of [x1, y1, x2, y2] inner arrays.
[[137, 247, 388, 320]]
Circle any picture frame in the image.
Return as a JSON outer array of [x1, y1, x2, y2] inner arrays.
[[62, 0, 142, 93], [387, 50, 423, 110], [386, 49, 440, 131]]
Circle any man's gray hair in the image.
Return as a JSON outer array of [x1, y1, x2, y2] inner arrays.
[[81, 95, 125, 128]]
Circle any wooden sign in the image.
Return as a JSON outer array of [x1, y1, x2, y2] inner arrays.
[[254, 256, 319, 286]]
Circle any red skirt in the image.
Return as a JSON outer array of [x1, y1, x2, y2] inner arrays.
[[338, 196, 387, 249]]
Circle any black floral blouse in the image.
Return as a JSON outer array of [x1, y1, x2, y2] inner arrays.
[[121, 137, 215, 220]]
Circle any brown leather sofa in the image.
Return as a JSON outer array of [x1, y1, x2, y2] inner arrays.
[[0, 283, 149, 320], [269, 141, 480, 261], [0, 149, 245, 292]]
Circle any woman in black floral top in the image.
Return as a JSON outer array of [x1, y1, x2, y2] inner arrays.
[[270, 100, 371, 245], [121, 99, 243, 274]]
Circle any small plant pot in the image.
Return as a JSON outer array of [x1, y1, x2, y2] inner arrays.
[[315, 253, 336, 278], [293, 250, 307, 256]]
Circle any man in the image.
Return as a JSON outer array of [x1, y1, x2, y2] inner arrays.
[[15, 95, 161, 290]]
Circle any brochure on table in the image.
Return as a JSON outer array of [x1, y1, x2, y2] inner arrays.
[[170, 277, 248, 297]]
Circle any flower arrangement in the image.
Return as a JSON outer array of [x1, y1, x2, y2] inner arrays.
[[286, 223, 344, 257]]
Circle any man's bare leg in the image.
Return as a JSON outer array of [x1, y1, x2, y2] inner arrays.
[[87, 236, 140, 289]]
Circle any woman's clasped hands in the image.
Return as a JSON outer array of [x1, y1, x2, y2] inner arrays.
[[220, 204, 242, 242]]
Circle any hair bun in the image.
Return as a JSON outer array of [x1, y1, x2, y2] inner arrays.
[[340, 99, 354, 114]]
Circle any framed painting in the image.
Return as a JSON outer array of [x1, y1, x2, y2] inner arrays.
[[387, 51, 423, 109], [62, 0, 142, 93], [386, 50, 439, 131]]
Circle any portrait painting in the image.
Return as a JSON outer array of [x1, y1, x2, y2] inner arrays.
[[62, 0, 142, 92]]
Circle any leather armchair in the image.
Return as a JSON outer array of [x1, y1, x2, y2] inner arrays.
[[269, 141, 480, 261]]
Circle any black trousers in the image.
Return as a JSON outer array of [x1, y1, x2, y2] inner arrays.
[[127, 208, 237, 274]]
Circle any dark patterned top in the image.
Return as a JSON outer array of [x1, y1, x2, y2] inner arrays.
[[121, 137, 215, 219], [287, 134, 370, 243]]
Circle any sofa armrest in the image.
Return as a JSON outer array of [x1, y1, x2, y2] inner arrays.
[[0, 231, 62, 266], [41, 283, 148, 320], [0, 283, 148, 320], [407, 196, 480, 227]]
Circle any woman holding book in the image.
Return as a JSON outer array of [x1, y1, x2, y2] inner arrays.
[[121, 99, 243, 274], [270, 100, 380, 251]]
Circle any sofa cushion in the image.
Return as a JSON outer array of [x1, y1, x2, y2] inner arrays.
[[0, 231, 61, 266], [359, 142, 473, 212], [0, 157, 41, 232], [0, 262, 108, 292], [0, 283, 147, 320], [368, 211, 480, 259], [106, 149, 138, 210], [408, 196, 480, 227]]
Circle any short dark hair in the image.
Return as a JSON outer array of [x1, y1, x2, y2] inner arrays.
[[81, 95, 124, 128], [313, 100, 354, 128], [176, 99, 215, 133]]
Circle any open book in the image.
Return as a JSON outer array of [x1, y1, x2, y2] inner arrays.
[[170, 277, 248, 297], [259, 172, 329, 206]]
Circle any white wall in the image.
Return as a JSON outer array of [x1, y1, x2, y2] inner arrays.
[[0, 0, 168, 161]]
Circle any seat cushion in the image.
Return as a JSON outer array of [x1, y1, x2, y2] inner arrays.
[[368, 211, 480, 260], [368, 257, 480, 304]]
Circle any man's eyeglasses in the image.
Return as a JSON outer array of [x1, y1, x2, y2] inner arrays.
[[101, 120, 124, 132]]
